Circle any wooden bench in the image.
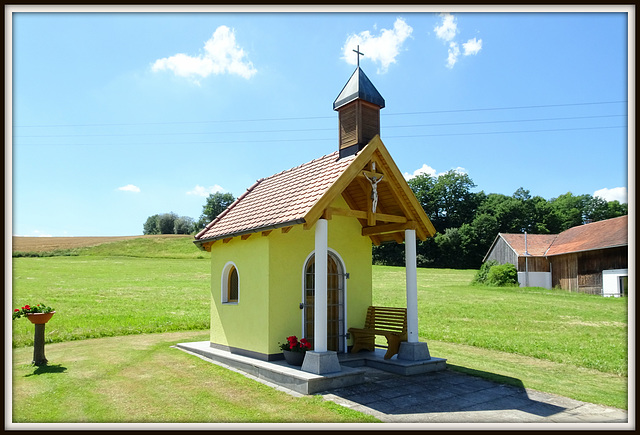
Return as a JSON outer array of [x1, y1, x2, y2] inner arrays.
[[348, 306, 407, 359]]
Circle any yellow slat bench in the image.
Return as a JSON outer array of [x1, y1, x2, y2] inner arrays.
[[348, 306, 408, 359]]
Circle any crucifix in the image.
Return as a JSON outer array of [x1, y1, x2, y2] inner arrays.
[[353, 45, 364, 67], [364, 171, 383, 213]]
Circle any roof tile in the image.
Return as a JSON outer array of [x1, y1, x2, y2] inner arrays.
[[195, 151, 357, 241]]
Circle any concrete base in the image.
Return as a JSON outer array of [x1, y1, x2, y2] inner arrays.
[[341, 348, 446, 376], [398, 341, 431, 361], [175, 341, 446, 395], [301, 351, 341, 374]]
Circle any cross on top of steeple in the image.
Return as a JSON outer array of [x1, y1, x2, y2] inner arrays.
[[353, 45, 364, 67]]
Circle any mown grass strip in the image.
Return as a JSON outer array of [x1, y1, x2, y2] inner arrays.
[[11, 331, 379, 423]]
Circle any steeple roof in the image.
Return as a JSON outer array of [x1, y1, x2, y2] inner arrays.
[[333, 67, 385, 110]]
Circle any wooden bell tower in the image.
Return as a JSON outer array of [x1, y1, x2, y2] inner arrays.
[[333, 47, 385, 159]]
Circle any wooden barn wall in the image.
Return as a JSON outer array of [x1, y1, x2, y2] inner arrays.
[[485, 238, 518, 267], [517, 256, 551, 272], [550, 246, 628, 295], [550, 253, 579, 291], [576, 246, 628, 295]]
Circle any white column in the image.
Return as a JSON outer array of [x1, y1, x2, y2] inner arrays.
[[405, 228, 419, 343], [314, 218, 328, 352]]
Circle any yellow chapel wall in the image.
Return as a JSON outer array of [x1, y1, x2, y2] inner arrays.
[[208, 195, 373, 358], [209, 235, 270, 355]]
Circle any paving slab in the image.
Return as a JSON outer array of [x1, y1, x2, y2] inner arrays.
[[318, 366, 630, 426], [175, 342, 630, 427]]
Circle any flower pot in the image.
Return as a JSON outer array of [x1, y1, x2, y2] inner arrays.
[[26, 311, 55, 324], [282, 350, 305, 366]]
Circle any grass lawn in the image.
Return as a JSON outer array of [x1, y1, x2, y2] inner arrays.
[[11, 331, 378, 423], [11, 256, 211, 347], [10, 237, 629, 419]]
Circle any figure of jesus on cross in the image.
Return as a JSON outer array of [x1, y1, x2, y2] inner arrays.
[[364, 172, 383, 213]]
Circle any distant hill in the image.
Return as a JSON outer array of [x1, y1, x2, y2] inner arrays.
[[12, 235, 206, 259]]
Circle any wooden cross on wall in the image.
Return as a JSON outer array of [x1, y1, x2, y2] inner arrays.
[[353, 45, 364, 67]]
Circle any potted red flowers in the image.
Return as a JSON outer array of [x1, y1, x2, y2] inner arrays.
[[13, 303, 55, 365], [279, 335, 311, 366], [13, 303, 55, 324]]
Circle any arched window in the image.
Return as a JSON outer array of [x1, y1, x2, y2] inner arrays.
[[222, 262, 239, 304]]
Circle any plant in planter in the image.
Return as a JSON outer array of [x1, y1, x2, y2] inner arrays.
[[13, 303, 55, 323], [279, 335, 311, 366], [13, 303, 55, 365]]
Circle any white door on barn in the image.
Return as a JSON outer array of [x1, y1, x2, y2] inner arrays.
[[302, 251, 346, 353]]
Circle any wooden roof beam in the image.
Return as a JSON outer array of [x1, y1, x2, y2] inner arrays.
[[326, 206, 407, 224], [362, 221, 416, 237]]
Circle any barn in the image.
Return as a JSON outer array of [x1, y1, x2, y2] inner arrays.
[[483, 215, 628, 296]]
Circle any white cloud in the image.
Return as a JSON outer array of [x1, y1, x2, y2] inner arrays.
[[187, 184, 225, 197], [32, 230, 52, 237], [463, 37, 483, 56], [152, 26, 257, 82], [446, 42, 460, 69], [434, 13, 458, 42], [434, 13, 482, 68], [404, 164, 467, 180], [403, 164, 437, 180], [594, 187, 628, 203], [342, 17, 413, 74], [117, 184, 141, 193]]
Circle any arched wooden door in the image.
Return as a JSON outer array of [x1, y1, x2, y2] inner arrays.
[[303, 251, 346, 353]]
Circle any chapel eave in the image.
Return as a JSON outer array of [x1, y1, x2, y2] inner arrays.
[[193, 218, 307, 251]]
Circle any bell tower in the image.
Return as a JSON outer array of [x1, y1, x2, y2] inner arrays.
[[333, 47, 385, 159]]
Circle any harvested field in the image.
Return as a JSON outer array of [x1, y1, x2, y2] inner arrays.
[[11, 235, 191, 253]]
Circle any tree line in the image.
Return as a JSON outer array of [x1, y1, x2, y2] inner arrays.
[[374, 170, 627, 269], [143, 173, 627, 270], [143, 193, 236, 236]]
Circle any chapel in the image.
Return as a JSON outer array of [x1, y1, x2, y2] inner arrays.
[[194, 60, 437, 374]]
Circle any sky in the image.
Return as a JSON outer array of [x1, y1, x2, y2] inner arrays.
[[8, 6, 632, 237]]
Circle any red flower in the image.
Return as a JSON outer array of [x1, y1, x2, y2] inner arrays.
[[23, 305, 30, 310], [300, 338, 311, 349], [14, 309, 19, 312]]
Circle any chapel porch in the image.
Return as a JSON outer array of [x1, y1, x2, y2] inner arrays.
[[175, 341, 446, 395]]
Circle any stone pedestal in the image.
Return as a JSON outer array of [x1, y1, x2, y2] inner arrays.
[[301, 351, 341, 374], [398, 341, 431, 361], [32, 323, 48, 366]]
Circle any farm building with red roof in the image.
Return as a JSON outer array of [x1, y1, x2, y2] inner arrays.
[[483, 215, 628, 295]]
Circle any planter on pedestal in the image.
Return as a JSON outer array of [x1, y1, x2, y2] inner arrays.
[[26, 312, 55, 366]]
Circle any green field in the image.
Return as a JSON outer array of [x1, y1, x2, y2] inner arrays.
[[11, 236, 629, 420]]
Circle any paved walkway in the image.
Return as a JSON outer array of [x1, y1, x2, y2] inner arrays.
[[318, 366, 629, 425]]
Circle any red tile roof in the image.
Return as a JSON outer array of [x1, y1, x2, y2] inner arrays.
[[499, 233, 558, 256], [493, 215, 628, 258], [546, 215, 628, 256], [195, 151, 357, 241]]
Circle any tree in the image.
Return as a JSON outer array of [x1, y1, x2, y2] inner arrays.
[[157, 212, 178, 234], [548, 192, 591, 231], [143, 214, 160, 235], [409, 170, 479, 233], [174, 216, 195, 234], [195, 192, 235, 232]]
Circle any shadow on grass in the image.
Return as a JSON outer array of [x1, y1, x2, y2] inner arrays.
[[24, 364, 67, 377], [446, 363, 528, 388]]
